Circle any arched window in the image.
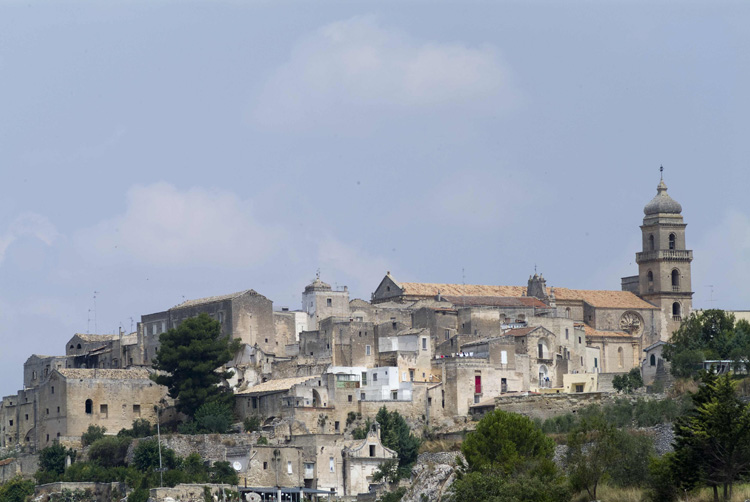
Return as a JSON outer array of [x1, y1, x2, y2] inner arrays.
[[85, 399, 93, 414], [671, 269, 680, 290], [648, 234, 655, 251], [672, 302, 681, 319], [669, 234, 676, 250], [647, 270, 653, 282], [650, 354, 656, 366], [565, 307, 571, 319], [618, 347, 624, 368], [76, 344, 81, 350]]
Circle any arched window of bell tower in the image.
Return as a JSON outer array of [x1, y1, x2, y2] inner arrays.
[[647, 271, 654, 292], [671, 269, 680, 290], [648, 234, 654, 251], [672, 302, 681, 320], [669, 233, 676, 250]]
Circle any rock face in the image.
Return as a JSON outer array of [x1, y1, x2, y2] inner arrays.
[[400, 452, 463, 502]]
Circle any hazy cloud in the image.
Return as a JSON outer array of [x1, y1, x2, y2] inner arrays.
[[0, 213, 59, 265], [78, 183, 286, 268], [252, 15, 518, 129]]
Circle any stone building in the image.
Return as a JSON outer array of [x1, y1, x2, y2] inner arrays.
[[302, 277, 350, 331]]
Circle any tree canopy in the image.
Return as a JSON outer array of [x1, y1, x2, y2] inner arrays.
[[664, 309, 750, 377], [152, 313, 240, 417], [375, 407, 421, 479]]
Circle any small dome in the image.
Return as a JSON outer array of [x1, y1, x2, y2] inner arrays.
[[644, 179, 682, 215], [304, 278, 331, 292]]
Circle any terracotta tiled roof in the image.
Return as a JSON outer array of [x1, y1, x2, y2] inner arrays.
[[583, 324, 633, 339], [57, 368, 152, 380], [551, 288, 658, 310], [505, 327, 539, 337], [173, 290, 258, 309], [237, 376, 318, 395], [442, 295, 547, 308], [399, 282, 527, 297], [396, 280, 656, 311], [73, 333, 120, 342]]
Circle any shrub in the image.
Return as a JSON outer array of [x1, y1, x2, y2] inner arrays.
[[346, 411, 357, 426], [81, 425, 106, 447], [88, 436, 132, 468], [243, 415, 261, 433], [127, 488, 149, 502], [118, 419, 153, 439], [194, 402, 234, 434], [132, 439, 178, 472], [0, 476, 35, 502]]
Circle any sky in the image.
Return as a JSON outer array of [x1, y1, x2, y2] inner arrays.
[[1, 1, 749, 398]]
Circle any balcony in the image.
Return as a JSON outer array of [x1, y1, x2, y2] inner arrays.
[[636, 249, 693, 263], [673, 315, 682, 322]]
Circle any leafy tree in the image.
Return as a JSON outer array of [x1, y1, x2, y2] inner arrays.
[[81, 425, 106, 447], [461, 410, 553, 474], [36, 441, 76, 483], [152, 313, 240, 417], [451, 410, 569, 502], [87, 436, 132, 468], [375, 407, 421, 478], [118, 419, 154, 439], [664, 310, 750, 377], [613, 368, 644, 394], [243, 415, 261, 433], [210, 461, 239, 484], [0, 476, 35, 502], [671, 372, 750, 501], [132, 439, 179, 472], [194, 401, 234, 433], [372, 458, 399, 484]]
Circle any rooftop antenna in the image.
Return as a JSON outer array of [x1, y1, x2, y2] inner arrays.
[[316, 269, 321, 280], [92, 291, 99, 334], [660, 165, 664, 180], [705, 285, 717, 304], [129, 317, 134, 332], [462, 267, 466, 307]]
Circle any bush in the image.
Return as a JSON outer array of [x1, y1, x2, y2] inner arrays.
[[127, 488, 150, 502], [88, 436, 132, 468], [0, 476, 35, 502], [243, 415, 261, 433], [378, 487, 406, 502], [36, 441, 76, 483], [132, 439, 178, 472], [81, 425, 106, 447], [194, 402, 234, 434], [118, 419, 153, 439], [346, 411, 358, 426]]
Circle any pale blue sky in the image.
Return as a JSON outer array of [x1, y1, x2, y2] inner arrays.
[[1, 1, 749, 398]]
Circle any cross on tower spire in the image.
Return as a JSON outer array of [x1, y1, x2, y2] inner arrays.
[[660, 165, 664, 180]]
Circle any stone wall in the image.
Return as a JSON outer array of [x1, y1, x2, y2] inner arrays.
[[0, 454, 38, 483]]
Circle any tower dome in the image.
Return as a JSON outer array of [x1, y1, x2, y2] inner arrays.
[[644, 178, 682, 215], [304, 277, 331, 292]]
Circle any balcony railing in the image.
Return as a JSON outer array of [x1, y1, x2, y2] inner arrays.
[[636, 250, 693, 262], [673, 315, 682, 322], [672, 286, 680, 292]]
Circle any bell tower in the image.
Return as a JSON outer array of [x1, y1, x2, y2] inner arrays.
[[636, 170, 693, 341]]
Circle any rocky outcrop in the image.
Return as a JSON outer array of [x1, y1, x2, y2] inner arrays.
[[400, 452, 463, 502]]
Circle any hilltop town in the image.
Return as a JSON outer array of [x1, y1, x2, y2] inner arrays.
[[0, 177, 694, 499]]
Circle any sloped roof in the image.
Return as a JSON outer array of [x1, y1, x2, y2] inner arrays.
[[392, 278, 656, 310], [173, 290, 258, 309], [72, 333, 120, 342], [237, 376, 318, 395], [349, 299, 371, 308], [442, 295, 547, 308], [505, 327, 540, 337], [551, 288, 658, 310], [57, 368, 152, 380], [394, 328, 429, 337], [583, 325, 633, 339]]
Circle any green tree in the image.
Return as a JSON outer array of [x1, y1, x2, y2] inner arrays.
[[36, 441, 76, 483], [664, 310, 750, 377], [118, 419, 154, 439], [132, 439, 179, 472], [194, 401, 234, 433], [450, 410, 569, 502], [87, 436, 132, 468], [375, 407, 421, 477], [612, 368, 644, 394], [152, 313, 240, 417], [671, 373, 750, 501], [0, 476, 35, 502], [81, 424, 106, 447]]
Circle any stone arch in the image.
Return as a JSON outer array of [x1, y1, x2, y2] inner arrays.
[[538, 365, 549, 388], [671, 269, 680, 289], [672, 302, 682, 319], [85, 399, 93, 414], [669, 233, 676, 250]]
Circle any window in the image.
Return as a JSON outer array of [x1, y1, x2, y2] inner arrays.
[[373, 373, 378, 382], [578, 337, 582, 344], [594, 358, 598, 368], [391, 391, 398, 400], [32, 371, 37, 379], [151, 324, 156, 336], [501, 351, 508, 365], [648, 234, 655, 251], [287, 461, 292, 474], [252, 397, 258, 409], [327, 298, 332, 307], [475, 375, 482, 394], [85, 399, 93, 414], [361, 393, 365, 400], [25, 414, 28, 420], [672, 269, 680, 290], [672, 302, 681, 319], [100, 404, 108, 418], [370, 445, 376, 457], [565, 308, 570, 318], [618, 347, 624, 368], [329, 457, 335, 472], [565, 328, 569, 340], [57, 407, 60, 413], [77, 344, 81, 349], [445, 329, 450, 340], [575, 384, 584, 393], [581, 356, 583, 365], [263, 462, 268, 470], [335, 421, 340, 432], [474, 395, 480, 404], [650, 354, 656, 366], [348, 394, 353, 402], [9, 419, 13, 426], [365, 345, 371, 356], [51, 386, 54, 394], [361, 372, 367, 385], [133, 404, 141, 417], [409, 369, 415, 381], [46, 409, 49, 415], [422, 338, 427, 350], [218, 311, 224, 324], [161, 321, 166, 333], [669, 233, 676, 250]]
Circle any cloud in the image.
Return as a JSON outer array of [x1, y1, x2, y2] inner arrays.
[[0, 212, 59, 264], [694, 210, 750, 309], [252, 16, 518, 129], [78, 183, 286, 268], [317, 237, 392, 297]]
